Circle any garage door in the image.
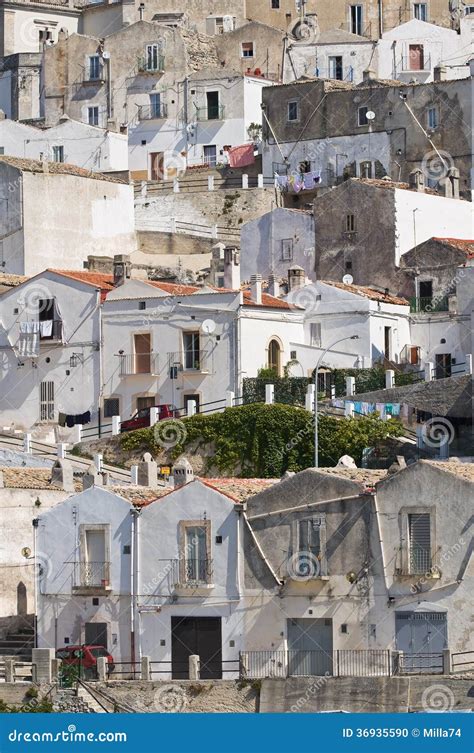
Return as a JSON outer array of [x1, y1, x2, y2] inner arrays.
[[171, 616, 222, 679], [395, 611, 447, 673]]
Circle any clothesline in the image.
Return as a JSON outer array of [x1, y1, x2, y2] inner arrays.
[[275, 170, 321, 193]]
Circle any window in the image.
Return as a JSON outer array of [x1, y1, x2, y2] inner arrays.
[[150, 92, 162, 118], [273, 161, 288, 175], [179, 521, 211, 583], [134, 333, 151, 374], [203, 145, 217, 167], [310, 322, 321, 347], [88, 55, 101, 81], [103, 398, 119, 418], [88, 106, 99, 126], [145, 44, 163, 72], [40, 381, 54, 421], [184, 394, 200, 414], [292, 516, 327, 578], [350, 5, 363, 35], [136, 396, 155, 411], [427, 106, 438, 129], [268, 338, 281, 374], [345, 214, 356, 233], [0, 147, 4, 155], [138, 300, 146, 310], [328, 55, 343, 80], [358, 106, 369, 126], [241, 42, 254, 58], [78, 525, 110, 588], [183, 331, 200, 370], [272, 0, 280, 7], [360, 160, 372, 178], [408, 513, 431, 574], [413, 2, 428, 20], [409, 43, 424, 70], [288, 100, 299, 122], [206, 91, 220, 120], [465, 5, 474, 13], [51, 145, 64, 163], [281, 238, 294, 261]]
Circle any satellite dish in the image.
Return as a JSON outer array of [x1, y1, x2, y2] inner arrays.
[[102, 51, 111, 59], [343, 274, 354, 285], [201, 319, 216, 335], [366, 110, 376, 121]]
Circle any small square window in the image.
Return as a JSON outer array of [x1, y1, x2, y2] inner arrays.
[[281, 238, 294, 261], [64, 637, 70, 644], [358, 106, 369, 126], [160, 639, 166, 646], [290, 350, 297, 359], [123, 544, 131, 554], [141, 139, 146, 145], [92, 597, 99, 606], [14, 307, 18, 314], [287, 101, 299, 122], [229, 639, 235, 647], [413, 2, 428, 21], [215, 535, 223, 544], [241, 42, 254, 58], [138, 301, 146, 310], [427, 106, 439, 130], [345, 260, 353, 271], [272, 0, 280, 7], [341, 623, 348, 634], [345, 214, 356, 233], [104, 397, 119, 418]]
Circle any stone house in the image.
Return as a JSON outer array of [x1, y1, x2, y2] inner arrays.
[[215, 21, 286, 82], [284, 28, 377, 84], [0, 156, 135, 275], [0, 52, 42, 120], [313, 178, 473, 293], [261, 72, 473, 197]]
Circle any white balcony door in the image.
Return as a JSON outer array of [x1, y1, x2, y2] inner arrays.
[[85, 530, 105, 565]]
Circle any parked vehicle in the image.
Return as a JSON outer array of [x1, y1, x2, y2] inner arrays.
[[120, 404, 178, 433], [56, 645, 115, 679]]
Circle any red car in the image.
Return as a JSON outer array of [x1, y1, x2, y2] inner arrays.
[[56, 645, 115, 679], [120, 404, 178, 433]]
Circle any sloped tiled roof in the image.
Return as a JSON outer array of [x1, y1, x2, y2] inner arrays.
[[0, 273, 29, 289], [0, 156, 127, 184], [322, 280, 408, 306], [432, 238, 474, 257], [1, 468, 69, 490], [421, 460, 474, 483]]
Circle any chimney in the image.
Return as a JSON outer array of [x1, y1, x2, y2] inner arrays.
[[408, 168, 425, 192], [268, 274, 280, 297], [288, 265, 305, 292], [50, 459, 74, 492], [172, 457, 194, 487], [137, 452, 158, 488], [223, 246, 241, 289], [250, 273, 262, 304], [363, 68, 376, 82], [113, 254, 131, 286], [82, 464, 104, 490], [138, 2, 145, 20], [58, 27, 68, 42], [448, 167, 460, 199], [433, 66, 447, 82]]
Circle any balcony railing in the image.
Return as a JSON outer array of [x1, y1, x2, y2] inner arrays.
[[119, 353, 160, 376], [167, 350, 210, 373], [138, 103, 168, 120], [137, 55, 165, 73], [400, 54, 432, 72], [39, 320, 62, 341], [195, 105, 225, 121], [73, 561, 110, 590], [409, 296, 449, 313], [408, 549, 433, 575], [159, 558, 214, 588], [83, 68, 105, 84]]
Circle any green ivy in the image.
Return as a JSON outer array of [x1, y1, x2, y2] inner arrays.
[[120, 404, 403, 478]]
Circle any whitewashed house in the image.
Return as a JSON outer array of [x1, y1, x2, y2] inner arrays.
[[284, 29, 376, 85], [0, 117, 128, 173], [101, 255, 305, 421], [377, 17, 473, 82], [285, 278, 411, 373]]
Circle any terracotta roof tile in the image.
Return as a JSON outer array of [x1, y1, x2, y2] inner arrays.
[[1, 468, 66, 490], [48, 269, 115, 301], [0, 273, 29, 289], [322, 280, 409, 306], [0, 156, 127, 184], [421, 459, 474, 482], [432, 238, 474, 257]]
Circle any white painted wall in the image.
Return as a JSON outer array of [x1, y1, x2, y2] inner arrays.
[[284, 39, 376, 84], [0, 118, 128, 171], [0, 272, 101, 429], [6, 7, 79, 56]]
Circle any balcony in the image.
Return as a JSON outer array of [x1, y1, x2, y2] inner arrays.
[[137, 55, 165, 74], [398, 550, 440, 577], [39, 320, 63, 341], [138, 103, 168, 121], [400, 54, 432, 73], [195, 105, 225, 122], [119, 353, 160, 376], [409, 296, 449, 313], [174, 558, 214, 594], [73, 561, 111, 593], [83, 70, 105, 85]]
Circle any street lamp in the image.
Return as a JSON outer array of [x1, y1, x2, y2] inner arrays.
[[314, 335, 360, 468]]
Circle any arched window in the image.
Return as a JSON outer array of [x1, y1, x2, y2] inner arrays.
[[268, 339, 281, 375]]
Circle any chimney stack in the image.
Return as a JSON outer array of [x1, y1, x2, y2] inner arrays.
[[433, 66, 447, 82], [268, 274, 280, 298], [172, 457, 194, 487], [288, 265, 305, 292], [223, 246, 241, 289], [362, 68, 376, 82], [250, 273, 262, 304], [408, 169, 425, 193], [138, 2, 145, 20], [113, 254, 131, 286]]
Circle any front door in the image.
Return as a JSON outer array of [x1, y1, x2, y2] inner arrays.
[[287, 618, 333, 676], [435, 353, 451, 380], [171, 616, 222, 679], [150, 152, 164, 181], [85, 622, 108, 649], [395, 611, 447, 673]]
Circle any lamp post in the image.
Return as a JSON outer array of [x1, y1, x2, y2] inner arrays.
[[314, 335, 359, 468]]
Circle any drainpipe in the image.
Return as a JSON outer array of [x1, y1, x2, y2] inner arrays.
[[130, 508, 141, 666], [96, 289, 103, 438], [378, 0, 383, 37], [236, 508, 242, 600], [373, 490, 389, 593], [183, 77, 189, 170], [32, 518, 39, 649]]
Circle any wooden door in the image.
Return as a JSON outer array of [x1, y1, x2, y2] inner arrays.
[[150, 152, 164, 181]]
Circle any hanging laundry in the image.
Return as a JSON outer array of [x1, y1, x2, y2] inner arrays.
[[376, 403, 386, 419], [276, 174, 288, 191], [303, 171, 321, 190], [228, 144, 255, 168], [18, 321, 40, 357], [39, 320, 53, 337]]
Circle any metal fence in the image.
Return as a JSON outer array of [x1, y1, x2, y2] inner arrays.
[[240, 650, 395, 679], [398, 652, 444, 675]]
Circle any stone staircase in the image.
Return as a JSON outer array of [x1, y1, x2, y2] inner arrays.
[[53, 686, 106, 713], [0, 625, 34, 661]]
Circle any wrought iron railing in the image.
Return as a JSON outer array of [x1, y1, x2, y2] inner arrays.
[[137, 55, 165, 73], [240, 649, 394, 679], [408, 549, 433, 575], [195, 105, 225, 121], [74, 561, 110, 589], [138, 103, 168, 120], [400, 54, 432, 72], [167, 350, 210, 373], [119, 353, 160, 376], [409, 296, 449, 313]]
